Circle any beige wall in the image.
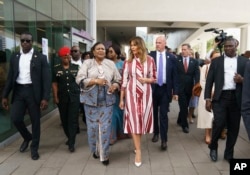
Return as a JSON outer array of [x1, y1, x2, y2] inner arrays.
[[97, 0, 249, 23]]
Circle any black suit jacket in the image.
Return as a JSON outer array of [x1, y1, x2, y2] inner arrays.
[[176, 56, 200, 95], [149, 51, 178, 99], [2, 50, 51, 104], [205, 55, 248, 107], [241, 60, 250, 139]]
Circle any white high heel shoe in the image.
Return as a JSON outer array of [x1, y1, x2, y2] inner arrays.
[[135, 161, 142, 167]]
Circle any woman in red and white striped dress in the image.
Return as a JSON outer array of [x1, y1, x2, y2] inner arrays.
[[119, 36, 156, 167]]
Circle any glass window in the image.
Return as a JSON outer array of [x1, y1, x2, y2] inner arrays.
[[14, 2, 37, 41], [36, 0, 52, 17], [52, 0, 63, 20], [0, 0, 17, 141], [63, 1, 71, 27], [36, 13, 52, 60], [16, 0, 35, 9]]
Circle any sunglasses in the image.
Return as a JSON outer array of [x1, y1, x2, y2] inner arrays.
[[21, 39, 31, 43], [71, 50, 79, 53]]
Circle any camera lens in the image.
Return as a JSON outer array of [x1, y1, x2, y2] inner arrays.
[[215, 36, 222, 42]]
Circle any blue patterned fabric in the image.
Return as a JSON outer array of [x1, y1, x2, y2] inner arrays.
[[84, 86, 113, 161]]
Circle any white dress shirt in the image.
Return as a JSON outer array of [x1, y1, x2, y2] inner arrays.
[[16, 48, 34, 84], [223, 55, 237, 90], [71, 58, 82, 67]]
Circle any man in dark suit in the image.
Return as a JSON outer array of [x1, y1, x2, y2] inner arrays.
[[176, 43, 200, 133], [149, 36, 178, 150], [205, 37, 248, 162], [1, 31, 51, 160], [242, 61, 250, 140]]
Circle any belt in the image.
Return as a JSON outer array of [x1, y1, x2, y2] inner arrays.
[[16, 83, 33, 87], [221, 90, 236, 96], [222, 90, 235, 92]]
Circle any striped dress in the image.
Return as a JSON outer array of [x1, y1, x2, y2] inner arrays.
[[121, 56, 156, 134]]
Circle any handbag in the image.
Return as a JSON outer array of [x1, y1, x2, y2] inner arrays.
[[192, 82, 202, 97], [192, 65, 209, 97]]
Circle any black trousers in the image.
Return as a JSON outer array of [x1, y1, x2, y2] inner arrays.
[[153, 84, 170, 142], [209, 90, 241, 159], [177, 91, 192, 128], [57, 97, 79, 146], [11, 84, 40, 152]]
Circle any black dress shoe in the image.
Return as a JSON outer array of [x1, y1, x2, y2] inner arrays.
[[20, 140, 31, 152], [151, 134, 159, 142], [69, 145, 75, 152], [224, 157, 234, 163], [31, 151, 40, 160], [224, 154, 234, 163], [93, 152, 99, 159], [210, 149, 217, 162], [182, 127, 189, 133], [161, 142, 167, 151], [102, 159, 109, 166]]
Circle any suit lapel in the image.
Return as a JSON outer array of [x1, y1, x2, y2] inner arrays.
[[165, 53, 170, 76], [219, 56, 225, 81], [15, 53, 21, 73], [30, 51, 38, 73], [188, 58, 193, 72], [237, 56, 241, 73], [152, 51, 157, 63], [178, 57, 185, 72]]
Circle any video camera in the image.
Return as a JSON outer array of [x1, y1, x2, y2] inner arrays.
[[204, 28, 232, 54]]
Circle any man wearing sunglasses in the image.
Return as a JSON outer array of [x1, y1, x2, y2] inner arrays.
[[70, 46, 82, 67], [1, 31, 51, 160]]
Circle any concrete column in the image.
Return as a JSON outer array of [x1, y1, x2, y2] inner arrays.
[[90, 0, 96, 44], [240, 24, 250, 54]]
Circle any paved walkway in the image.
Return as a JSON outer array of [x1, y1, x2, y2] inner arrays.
[[0, 101, 250, 175]]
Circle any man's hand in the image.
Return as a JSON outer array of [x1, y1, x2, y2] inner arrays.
[[205, 100, 212, 112], [234, 73, 243, 83], [2, 98, 9, 110], [173, 95, 178, 101], [40, 100, 48, 110]]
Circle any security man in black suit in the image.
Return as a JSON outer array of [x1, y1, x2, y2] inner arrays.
[[1, 31, 51, 160], [176, 43, 200, 133], [205, 37, 248, 162], [149, 36, 178, 150], [242, 61, 250, 140], [52, 46, 80, 152]]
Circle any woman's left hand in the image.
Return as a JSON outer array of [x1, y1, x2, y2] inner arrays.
[[107, 84, 117, 94], [138, 77, 148, 84]]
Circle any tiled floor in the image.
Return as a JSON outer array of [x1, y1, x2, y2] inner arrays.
[[0, 101, 250, 175]]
